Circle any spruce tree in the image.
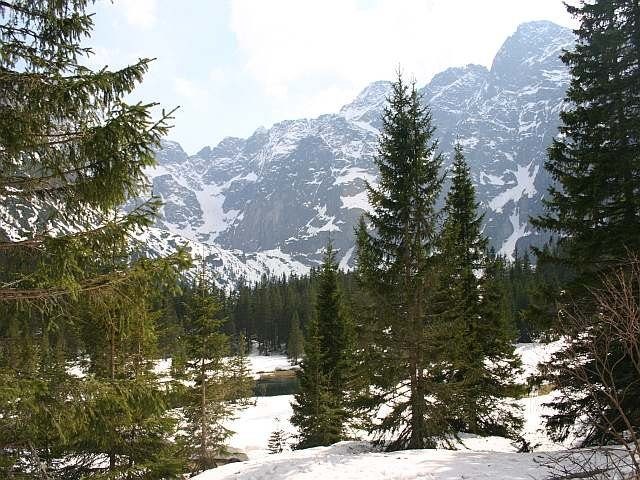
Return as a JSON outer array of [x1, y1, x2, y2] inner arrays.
[[316, 242, 352, 399], [0, 0, 178, 302], [181, 267, 236, 472], [291, 242, 352, 448], [228, 332, 255, 406], [534, 0, 640, 274], [268, 418, 288, 454], [355, 72, 445, 450], [290, 315, 338, 449], [532, 0, 640, 445], [0, 1, 190, 476], [434, 144, 522, 439], [287, 311, 304, 365]]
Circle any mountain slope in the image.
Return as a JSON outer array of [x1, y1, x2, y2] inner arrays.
[[146, 21, 574, 269]]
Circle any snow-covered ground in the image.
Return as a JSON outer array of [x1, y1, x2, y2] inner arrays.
[[246, 352, 295, 379], [202, 342, 571, 479], [227, 395, 296, 458], [193, 441, 555, 480]]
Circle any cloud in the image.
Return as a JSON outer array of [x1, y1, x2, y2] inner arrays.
[[174, 77, 208, 101], [112, 0, 157, 29], [229, 0, 574, 118]]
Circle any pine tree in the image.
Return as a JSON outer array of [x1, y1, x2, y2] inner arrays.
[[316, 241, 352, 399], [181, 266, 236, 472], [290, 242, 352, 448], [290, 315, 338, 449], [532, 0, 640, 445], [0, 1, 190, 476], [355, 71, 445, 450], [434, 144, 522, 438], [287, 311, 304, 365], [268, 418, 288, 454]]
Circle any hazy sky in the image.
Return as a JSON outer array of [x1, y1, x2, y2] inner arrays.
[[89, 0, 577, 154]]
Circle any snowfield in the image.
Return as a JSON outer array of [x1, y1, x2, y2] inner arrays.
[[193, 441, 551, 480], [197, 342, 575, 479]]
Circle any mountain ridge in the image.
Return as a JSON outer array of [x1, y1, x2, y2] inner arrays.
[[145, 20, 573, 282]]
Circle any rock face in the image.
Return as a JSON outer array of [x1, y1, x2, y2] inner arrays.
[[148, 20, 573, 271]]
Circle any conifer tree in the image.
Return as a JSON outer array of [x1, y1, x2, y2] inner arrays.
[[287, 311, 304, 365], [0, 0, 179, 303], [268, 418, 288, 454], [355, 72, 445, 450], [291, 242, 352, 448], [434, 144, 522, 438], [534, 0, 640, 275], [290, 315, 338, 449], [532, 0, 640, 444], [181, 267, 237, 472], [0, 1, 190, 476], [228, 332, 255, 406], [316, 241, 352, 399]]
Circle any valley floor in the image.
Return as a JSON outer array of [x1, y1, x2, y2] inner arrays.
[[191, 342, 575, 479]]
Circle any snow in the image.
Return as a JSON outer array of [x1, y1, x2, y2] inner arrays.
[[515, 341, 563, 383], [192, 441, 550, 480], [192, 341, 575, 479], [227, 395, 296, 459], [304, 205, 342, 237], [340, 191, 370, 211], [306, 219, 341, 236], [247, 353, 292, 378], [479, 171, 505, 186], [339, 81, 391, 123], [489, 162, 539, 213], [193, 182, 238, 240], [352, 120, 380, 135], [139, 227, 310, 289], [338, 246, 355, 271], [333, 167, 376, 186], [458, 136, 479, 149], [498, 210, 528, 259]]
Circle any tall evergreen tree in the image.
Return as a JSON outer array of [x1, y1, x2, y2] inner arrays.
[[355, 72, 445, 450], [532, 0, 640, 445], [534, 0, 640, 275], [434, 144, 522, 439], [287, 311, 304, 365], [181, 266, 243, 472], [291, 242, 352, 448], [290, 315, 338, 449], [0, 1, 190, 477], [316, 242, 352, 399], [0, 0, 178, 303]]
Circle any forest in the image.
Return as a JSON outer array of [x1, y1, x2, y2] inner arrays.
[[1, 0, 639, 479]]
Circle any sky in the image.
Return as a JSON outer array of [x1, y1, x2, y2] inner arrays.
[[88, 0, 577, 155]]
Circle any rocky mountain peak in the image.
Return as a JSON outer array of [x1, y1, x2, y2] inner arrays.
[[138, 21, 574, 287], [339, 80, 392, 125], [156, 140, 188, 165], [491, 20, 574, 88]]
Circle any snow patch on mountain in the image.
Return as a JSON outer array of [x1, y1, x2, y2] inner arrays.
[[140, 227, 309, 290], [499, 210, 528, 259], [333, 167, 376, 186], [340, 191, 370, 211], [340, 80, 392, 123], [489, 163, 539, 213]]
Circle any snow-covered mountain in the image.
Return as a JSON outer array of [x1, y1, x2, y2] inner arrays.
[[149, 21, 573, 272], [142, 227, 309, 290], [1, 21, 574, 289]]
